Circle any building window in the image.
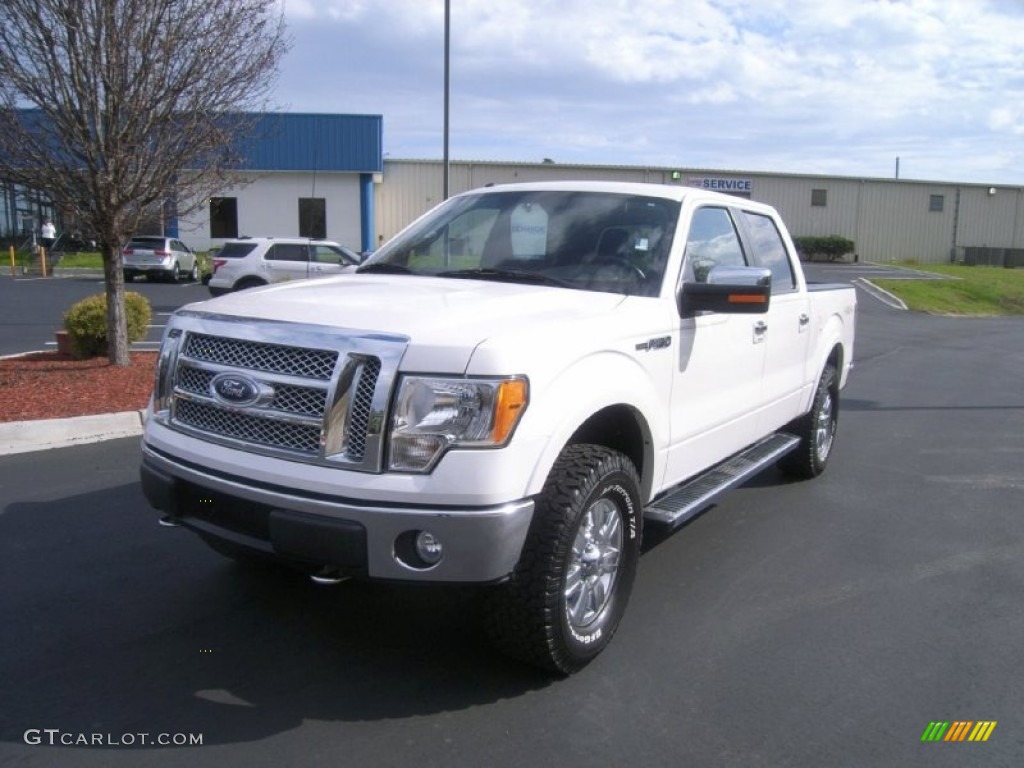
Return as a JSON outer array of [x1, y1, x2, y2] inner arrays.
[[811, 189, 827, 207], [210, 197, 238, 238], [299, 198, 326, 239], [929, 194, 945, 212]]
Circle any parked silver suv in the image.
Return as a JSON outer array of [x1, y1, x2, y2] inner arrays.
[[123, 236, 199, 283], [207, 237, 361, 295]]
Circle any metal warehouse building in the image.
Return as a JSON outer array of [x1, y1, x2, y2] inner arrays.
[[375, 159, 1024, 265], [7, 109, 1022, 266]]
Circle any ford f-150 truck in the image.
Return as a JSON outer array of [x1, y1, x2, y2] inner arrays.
[[141, 181, 856, 673]]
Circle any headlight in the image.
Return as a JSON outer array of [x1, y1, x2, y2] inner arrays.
[[388, 376, 528, 472]]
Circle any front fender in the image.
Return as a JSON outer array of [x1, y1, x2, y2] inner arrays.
[[516, 349, 667, 501]]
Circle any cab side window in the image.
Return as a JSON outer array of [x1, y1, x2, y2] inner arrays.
[[739, 212, 796, 293], [683, 207, 747, 283], [265, 243, 309, 262], [311, 245, 351, 264]]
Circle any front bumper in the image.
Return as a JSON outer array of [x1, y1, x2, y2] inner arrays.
[[140, 443, 535, 583]]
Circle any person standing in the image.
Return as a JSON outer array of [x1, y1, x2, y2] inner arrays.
[[40, 219, 56, 251]]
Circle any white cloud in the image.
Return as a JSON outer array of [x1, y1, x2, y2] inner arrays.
[[271, 0, 1024, 183]]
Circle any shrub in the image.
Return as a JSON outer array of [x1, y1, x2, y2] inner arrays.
[[62, 291, 152, 358], [793, 235, 855, 262]]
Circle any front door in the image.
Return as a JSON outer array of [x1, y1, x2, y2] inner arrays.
[[308, 244, 359, 279], [662, 206, 767, 487]]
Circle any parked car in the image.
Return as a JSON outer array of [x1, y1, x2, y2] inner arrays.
[[200, 246, 221, 286], [123, 236, 199, 283], [207, 237, 361, 296]]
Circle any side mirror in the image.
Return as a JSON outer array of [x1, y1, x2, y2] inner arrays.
[[678, 265, 772, 315]]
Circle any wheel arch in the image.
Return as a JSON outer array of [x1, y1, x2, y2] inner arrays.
[[232, 275, 268, 291], [526, 401, 656, 503]]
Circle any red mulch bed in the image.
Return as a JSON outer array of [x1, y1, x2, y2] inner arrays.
[[0, 352, 158, 423]]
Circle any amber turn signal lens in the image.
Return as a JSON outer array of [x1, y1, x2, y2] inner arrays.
[[492, 379, 529, 443]]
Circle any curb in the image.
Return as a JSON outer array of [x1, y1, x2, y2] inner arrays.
[[0, 410, 147, 456]]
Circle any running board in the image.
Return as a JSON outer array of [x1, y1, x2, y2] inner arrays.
[[644, 433, 799, 528]]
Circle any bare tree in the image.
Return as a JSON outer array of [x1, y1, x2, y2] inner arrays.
[[0, 0, 290, 365]]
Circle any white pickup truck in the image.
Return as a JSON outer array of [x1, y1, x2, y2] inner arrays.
[[141, 181, 856, 673]]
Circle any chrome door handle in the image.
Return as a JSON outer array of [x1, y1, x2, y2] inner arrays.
[[753, 320, 768, 343]]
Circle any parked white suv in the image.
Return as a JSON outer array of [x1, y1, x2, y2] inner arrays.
[[207, 238, 361, 295], [123, 236, 199, 283]]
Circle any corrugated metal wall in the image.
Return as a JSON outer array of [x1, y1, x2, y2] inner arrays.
[[375, 160, 1024, 264]]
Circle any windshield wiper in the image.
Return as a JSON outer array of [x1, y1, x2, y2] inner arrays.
[[436, 268, 573, 289], [357, 263, 415, 275]]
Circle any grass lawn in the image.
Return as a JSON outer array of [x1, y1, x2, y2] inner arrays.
[[11, 250, 213, 272], [871, 265, 1024, 315]]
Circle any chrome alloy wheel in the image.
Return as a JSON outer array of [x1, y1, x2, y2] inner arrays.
[[815, 390, 836, 462], [564, 497, 623, 630]]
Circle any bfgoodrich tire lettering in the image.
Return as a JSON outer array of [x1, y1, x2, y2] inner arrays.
[[779, 363, 838, 479], [484, 444, 642, 674]]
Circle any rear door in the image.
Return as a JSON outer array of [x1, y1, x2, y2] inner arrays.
[[263, 243, 311, 283], [735, 210, 812, 434], [172, 239, 194, 271]]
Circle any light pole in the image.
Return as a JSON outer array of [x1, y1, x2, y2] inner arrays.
[[443, 0, 450, 200]]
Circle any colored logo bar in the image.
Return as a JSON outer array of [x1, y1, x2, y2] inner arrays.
[[921, 721, 997, 742]]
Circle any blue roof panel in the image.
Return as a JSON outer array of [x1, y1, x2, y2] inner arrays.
[[236, 113, 383, 173]]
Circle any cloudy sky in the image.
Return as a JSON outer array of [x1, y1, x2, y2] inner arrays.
[[273, 0, 1024, 185]]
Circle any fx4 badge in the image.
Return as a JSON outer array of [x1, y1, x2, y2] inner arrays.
[[635, 336, 671, 352]]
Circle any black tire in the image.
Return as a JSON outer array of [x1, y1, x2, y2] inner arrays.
[[188, 262, 200, 282], [123, 272, 135, 283], [779, 363, 839, 479], [484, 444, 643, 674]]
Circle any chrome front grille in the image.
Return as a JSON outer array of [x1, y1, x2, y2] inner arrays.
[[176, 364, 327, 417], [343, 358, 381, 462], [182, 333, 337, 380], [160, 318, 406, 472], [176, 399, 322, 454]]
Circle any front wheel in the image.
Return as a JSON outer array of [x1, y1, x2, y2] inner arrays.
[[779, 363, 838, 479], [484, 444, 642, 674]]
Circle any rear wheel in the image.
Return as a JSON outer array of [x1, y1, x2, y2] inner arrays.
[[484, 444, 642, 674], [233, 277, 267, 292], [779, 363, 838, 479]]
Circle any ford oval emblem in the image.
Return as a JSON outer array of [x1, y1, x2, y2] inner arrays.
[[210, 373, 262, 406]]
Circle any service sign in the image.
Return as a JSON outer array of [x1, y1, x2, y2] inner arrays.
[[687, 177, 753, 194]]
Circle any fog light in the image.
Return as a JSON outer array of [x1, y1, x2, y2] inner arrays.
[[414, 530, 444, 566]]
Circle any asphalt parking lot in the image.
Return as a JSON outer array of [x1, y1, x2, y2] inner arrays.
[[0, 272, 209, 356], [1, 266, 1022, 766]]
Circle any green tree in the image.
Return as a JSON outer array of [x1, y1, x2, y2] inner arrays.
[[0, 0, 290, 365]]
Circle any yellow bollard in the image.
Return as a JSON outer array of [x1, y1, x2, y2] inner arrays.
[[8, 245, 14, 277], [39, 246, 48, 277]]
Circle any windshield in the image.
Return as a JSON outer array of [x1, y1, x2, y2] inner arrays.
[[362, 190, 680, 297]]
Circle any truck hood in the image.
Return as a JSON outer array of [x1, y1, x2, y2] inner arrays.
[[182, 275, 628, 372]]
